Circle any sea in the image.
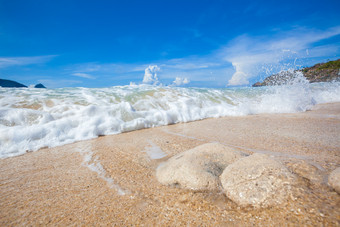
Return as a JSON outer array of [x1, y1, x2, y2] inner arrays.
[[1, 76, 340, 158]]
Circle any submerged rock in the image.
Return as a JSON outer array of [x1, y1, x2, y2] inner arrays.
[[286, 160, 323, 184], [156, 143, 243, 190], [328, 167, 340, 194], [220, 153, 296, 208]]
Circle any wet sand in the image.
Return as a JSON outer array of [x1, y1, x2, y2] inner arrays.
[[1, 102, 340, 226]]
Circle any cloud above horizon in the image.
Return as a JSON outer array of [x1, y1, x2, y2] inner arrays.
[[142, 65, 161, 85], [0, 55, 56, 68], [71, 72, 96, 79], [172, 77, 190, 86]]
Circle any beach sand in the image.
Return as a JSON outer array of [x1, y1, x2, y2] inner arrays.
[[1, 102, 340, 226]]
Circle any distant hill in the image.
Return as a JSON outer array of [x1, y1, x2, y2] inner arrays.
[[0, 79, 27, 88], [0, 79, 46, 88], [34, 83, 46, 88], [252, 59, 340, 87]]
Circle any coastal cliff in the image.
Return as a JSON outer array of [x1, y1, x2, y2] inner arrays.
[[253, 59, 340, 87]]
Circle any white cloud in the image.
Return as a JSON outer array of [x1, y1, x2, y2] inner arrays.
[[172, 77, 190, 86], [142, 65, 161, 85], [0, 55, 56, 68], [71, 73, 96, 79], [227, 70, 249, 86]]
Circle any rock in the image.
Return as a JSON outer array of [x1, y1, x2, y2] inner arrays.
[[253, 70, 301, 87], [0, 79, 27, 88], [34, 83, 46, 88], [252, 82, 263, 87], [156, 143, 243, 190], [220, 153, 297, 208], [252, 59, 340, 87], [328, 167, 340, 194], [303, 59, 340, 83], [286, 160, 323, 184]]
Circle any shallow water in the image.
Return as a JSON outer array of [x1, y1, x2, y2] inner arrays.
[[142, 140, 167, 160], [77, 143, 127, 195]]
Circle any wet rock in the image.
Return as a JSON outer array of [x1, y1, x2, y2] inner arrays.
[[286, 160, 323, 184], [156, 143, 243, 190], [220, 153, 297, 208], [252, 82, 263, 87], [328, 167, 340, 194], [252, 59, 340, 87]]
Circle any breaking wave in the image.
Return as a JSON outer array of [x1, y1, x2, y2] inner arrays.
[[0, 80, 339, 158]]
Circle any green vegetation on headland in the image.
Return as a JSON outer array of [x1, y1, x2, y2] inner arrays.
[[0, 79, 46, 88], [252, 59, 340, 87], [318, 59, 340, 70]]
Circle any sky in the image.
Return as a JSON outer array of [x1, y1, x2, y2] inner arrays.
[[1, 0, 340, 88]]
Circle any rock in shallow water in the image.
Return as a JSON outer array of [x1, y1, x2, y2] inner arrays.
[[156, 143, 243, 190], [328, 167, 340, 194], [286, 160, 324, 184], [220, 153, 297, 208]]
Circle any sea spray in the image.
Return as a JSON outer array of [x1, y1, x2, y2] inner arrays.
[[0, 81, 339, 158]]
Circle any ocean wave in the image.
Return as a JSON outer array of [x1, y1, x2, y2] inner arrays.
[[0, 81, 339, 158]]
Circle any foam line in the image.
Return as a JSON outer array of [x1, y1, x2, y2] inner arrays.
[[78, 145, 127, 195]]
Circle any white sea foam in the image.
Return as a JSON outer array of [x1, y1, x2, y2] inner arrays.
[[0, 81, 339, 158]]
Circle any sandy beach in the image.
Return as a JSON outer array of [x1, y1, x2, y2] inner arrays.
[[1, 102, 340, 226]]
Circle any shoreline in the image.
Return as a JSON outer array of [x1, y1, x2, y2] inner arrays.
[[1, 102, 340, 225]]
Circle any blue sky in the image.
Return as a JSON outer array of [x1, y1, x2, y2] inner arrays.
[[1, 0, 340, 88]]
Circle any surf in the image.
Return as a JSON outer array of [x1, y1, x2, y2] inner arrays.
[[0, 80, 339, 158]]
